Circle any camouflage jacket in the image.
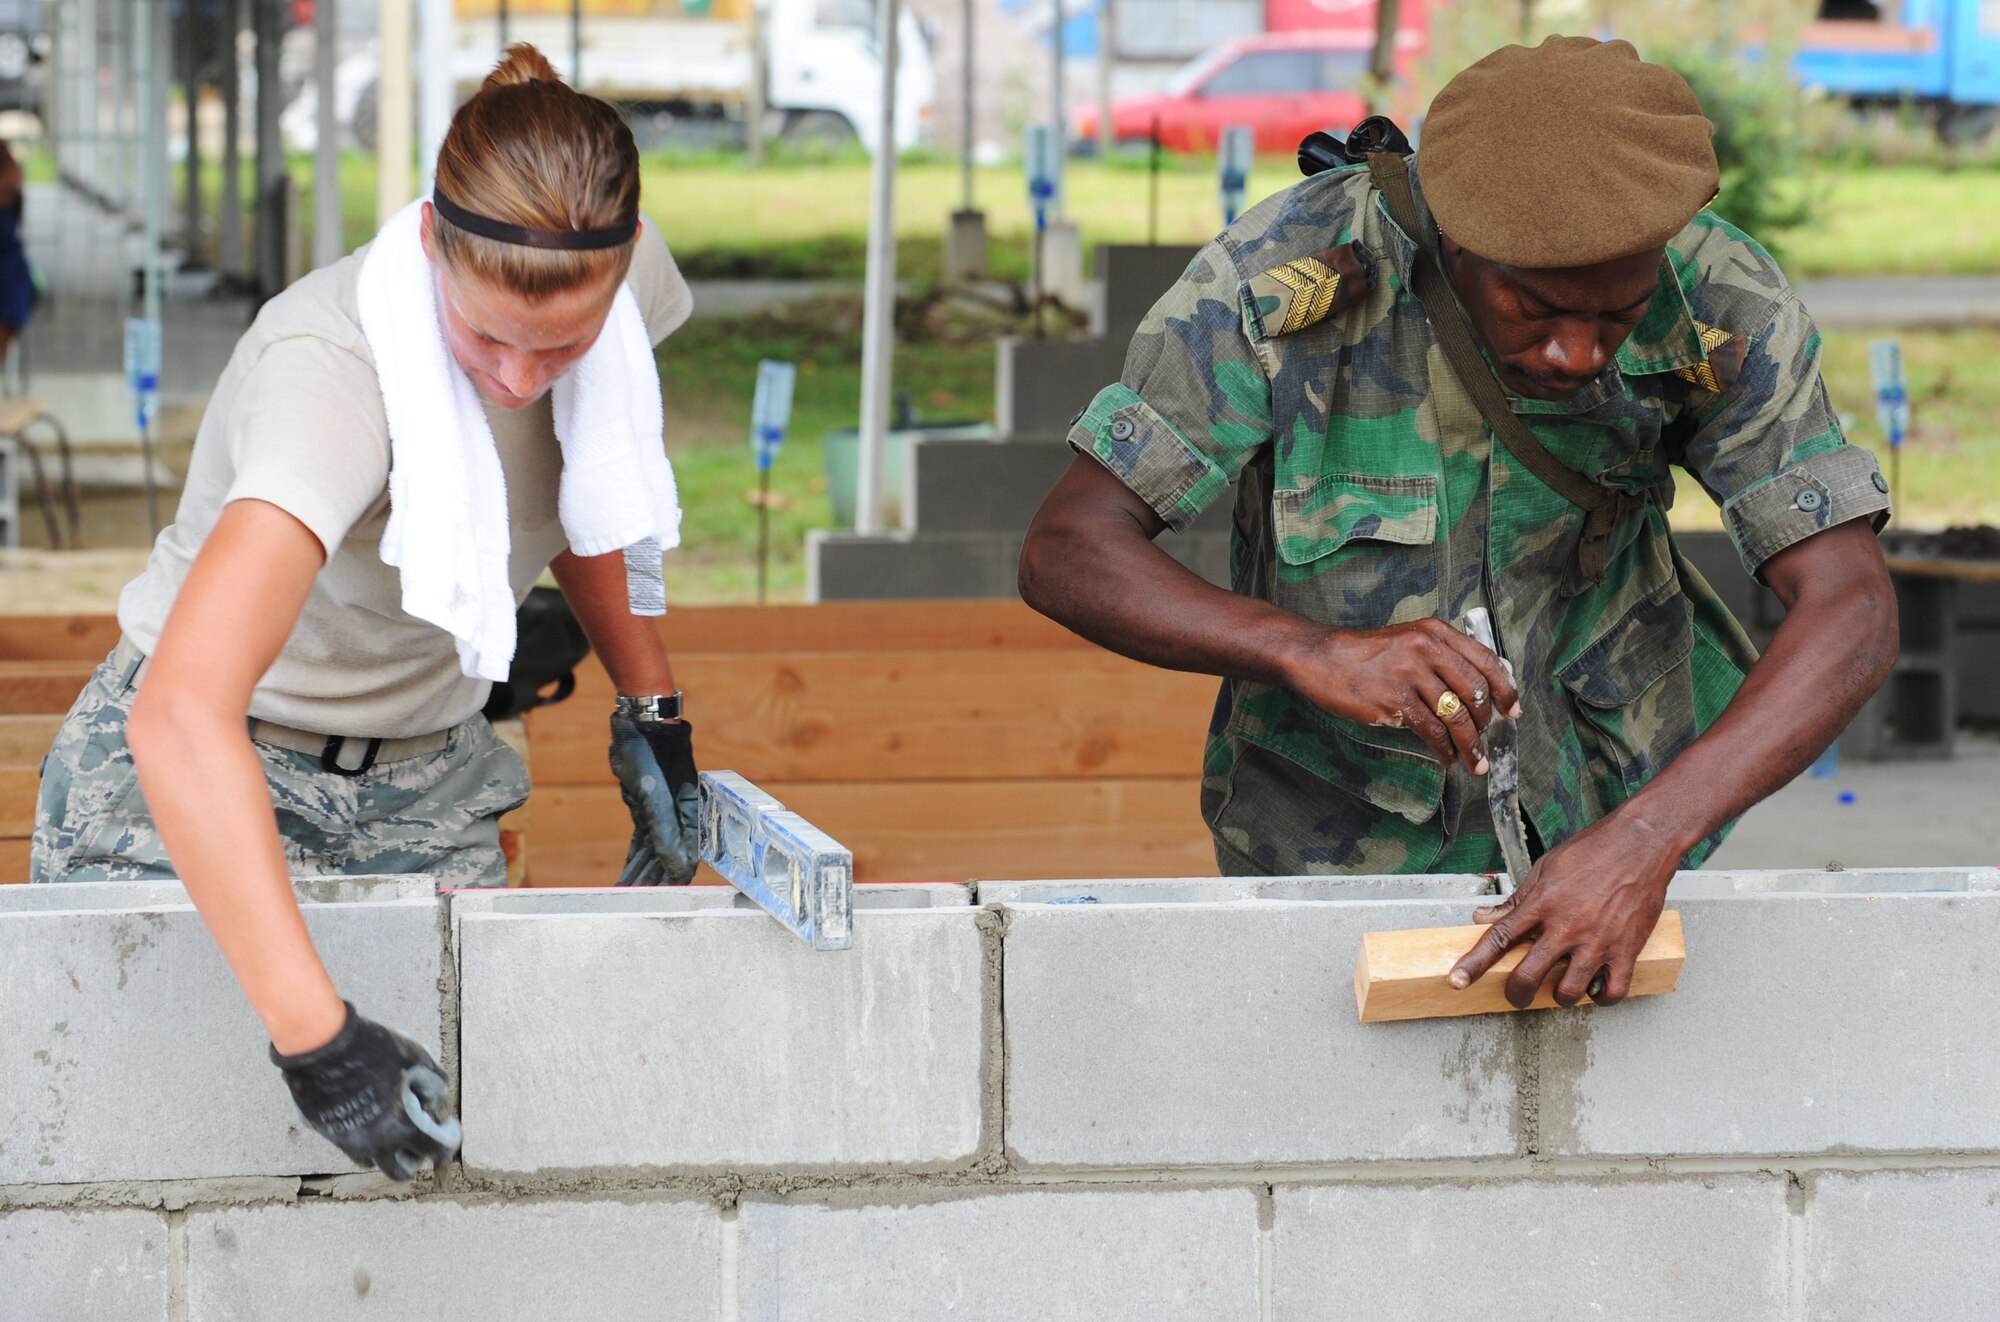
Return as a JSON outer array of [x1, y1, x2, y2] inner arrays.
[[1066, 160, 1892, 874]]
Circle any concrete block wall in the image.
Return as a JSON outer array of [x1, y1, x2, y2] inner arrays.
[[6, 869, 2000, 1319]]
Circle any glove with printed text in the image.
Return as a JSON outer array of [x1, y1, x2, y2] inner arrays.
[[270, 1002, 462, 1182]]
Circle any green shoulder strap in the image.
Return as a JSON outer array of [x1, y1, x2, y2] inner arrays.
[[1365, 151, 1646, 592]]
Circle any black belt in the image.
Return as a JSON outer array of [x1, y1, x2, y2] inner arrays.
[[111, 637, 451, 776]]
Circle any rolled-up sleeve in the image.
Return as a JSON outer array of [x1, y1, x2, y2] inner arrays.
[[1066, 239, 1273, 533], [1682, 289, 1891, 578]]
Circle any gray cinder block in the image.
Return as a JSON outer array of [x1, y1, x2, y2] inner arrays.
[[978, 874, 1496, 905], [738, 1187, 1259, 1322], [1001, 899, 1522, 1168], [995, 336, 1131, 439], [1805, 1169, 2000, 1321], [907, 438, 1073, 534], [186, 1198, 718, 1322], [0, 1208, 170, 1322], [457, 909, 987, 1174], [1668, 866, 2000, 897], [0, 886, 444, 1184], [1095, 244, 1204, 344], [806, 529, 1021, 601], [1273, 1177, 1789, 1320], [1537, 893, 2000, 1157]]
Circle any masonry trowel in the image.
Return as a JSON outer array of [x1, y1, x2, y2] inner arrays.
[[1462, 607, 1534, 896]]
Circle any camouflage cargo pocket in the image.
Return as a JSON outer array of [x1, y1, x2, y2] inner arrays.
[[1269, 472, 1441, 630], [1557, 581, 1699, 805]]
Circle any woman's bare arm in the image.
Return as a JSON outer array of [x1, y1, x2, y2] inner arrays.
[[126, 499, 346, 1054]]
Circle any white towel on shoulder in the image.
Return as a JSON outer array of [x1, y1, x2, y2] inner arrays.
[[355, 200, 681, 683]]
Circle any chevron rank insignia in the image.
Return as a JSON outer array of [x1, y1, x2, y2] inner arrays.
[[1243, 241, 1375, 340], [1672, 321, 1749, 394]]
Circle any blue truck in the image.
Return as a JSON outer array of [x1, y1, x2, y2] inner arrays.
[[1795, 1, 2000, 140]]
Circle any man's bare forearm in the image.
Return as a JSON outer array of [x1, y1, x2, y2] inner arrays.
[[1019, 457, 1322, 688], [1615, 521, 1897, 859]]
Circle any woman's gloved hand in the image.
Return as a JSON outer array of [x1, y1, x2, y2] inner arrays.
[[608, 713, 700, 885], [269, 1001, 462, 1182]]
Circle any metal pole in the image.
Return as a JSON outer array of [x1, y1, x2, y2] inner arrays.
[[254, 0, 285, 296], [747, 0, 767, 165], [147, 5, 169, 322], [139, 0, 168, 535], [123, 0, 142, 213], [314, 0, 342, 266], [1147, 114, 1158, 245], [959, 0, 973, 211], [48, 1, 68, 182], [220, 0, 244, 275], [498, 0, 510, 49], [418, 0, 454, 190], [77, 0, 96, 197], [756, 466, 771, 604], [183, 0, 206, 265], [1049, 0, 1063, 218], [571, 0, 581, 85], [114, 0, 132, 212], [1095, 0, 1113, 158], [1369, 0, 1400, 101], [854, 0, 900, 536], [378, 0, 415, 222]]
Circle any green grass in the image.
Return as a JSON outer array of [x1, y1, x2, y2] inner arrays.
[[1779, 166, 2000, 278], [1672, 327, 2000, 533], [654, 297, 996, 602]]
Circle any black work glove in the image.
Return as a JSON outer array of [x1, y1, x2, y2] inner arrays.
[[608, 713, 701, 886], [269, 1002, 462, 1182]]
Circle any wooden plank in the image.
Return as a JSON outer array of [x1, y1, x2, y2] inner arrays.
[[0, 768, 41, 836], [526, 650, 1214, 785], [0, 714, 61, 767], [0, 662, 93, 715], [0, 614, 121, 661], [656, 600, 1094, 654], [526, 780, 1219, 886], [1354, 911, 1685, 1023], [0, 602, 1087, 667], [1885, 556, 2000, 585], [0, 836, 28, 882]]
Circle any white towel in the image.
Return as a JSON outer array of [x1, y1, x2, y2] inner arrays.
[[355, 201, 682, 683]]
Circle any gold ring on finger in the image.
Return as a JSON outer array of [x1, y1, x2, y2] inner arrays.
[[1434, 690, 1465, 721]]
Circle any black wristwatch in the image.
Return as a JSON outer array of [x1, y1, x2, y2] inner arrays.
[[615, 691, 683, 723]]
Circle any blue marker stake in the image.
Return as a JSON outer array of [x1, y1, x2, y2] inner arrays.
[[1869, 338, 1909, 500], [124, 317, 163, 536], [1025, 125, 1062, 335], [749, 360, 797, 605], [1219, 126, 1254, 226]]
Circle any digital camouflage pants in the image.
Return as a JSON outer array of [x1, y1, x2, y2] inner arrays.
[[32, 650, 530, 887]]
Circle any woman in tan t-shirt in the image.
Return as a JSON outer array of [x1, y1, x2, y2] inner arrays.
[[29, 46, 699, 1180]]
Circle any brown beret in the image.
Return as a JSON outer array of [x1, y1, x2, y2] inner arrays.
[[1419, 36, 1719, 269]]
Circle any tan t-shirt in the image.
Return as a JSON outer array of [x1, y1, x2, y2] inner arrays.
[[117, 220, 693, 739]]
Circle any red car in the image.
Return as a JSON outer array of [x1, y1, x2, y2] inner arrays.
[[1075, 29, 1424, 155]]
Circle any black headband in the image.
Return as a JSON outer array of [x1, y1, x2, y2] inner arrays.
[[431, 188, 637, 251]]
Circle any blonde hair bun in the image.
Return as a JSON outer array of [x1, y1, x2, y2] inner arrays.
[[483, 43, 563, 92]]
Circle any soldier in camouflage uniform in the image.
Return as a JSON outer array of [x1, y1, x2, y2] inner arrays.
[[1021, 36, 1896, 1007]]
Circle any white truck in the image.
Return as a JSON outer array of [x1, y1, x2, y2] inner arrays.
[[286, 0, 934, 155]]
